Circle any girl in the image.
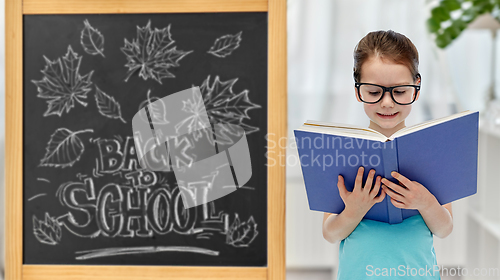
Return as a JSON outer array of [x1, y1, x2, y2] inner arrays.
[[322, 30, 453, 279]]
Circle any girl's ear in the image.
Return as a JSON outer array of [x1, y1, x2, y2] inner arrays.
[[354, 86, 362, 102], [414, 75, 421, 102], [415, 88, 421, 102], [415, 74, 421, 85]]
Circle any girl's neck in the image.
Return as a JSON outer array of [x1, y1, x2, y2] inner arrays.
[[369, 120, 406, 138]]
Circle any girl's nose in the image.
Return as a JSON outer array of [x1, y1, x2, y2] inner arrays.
[[380, 91, 395, 108]]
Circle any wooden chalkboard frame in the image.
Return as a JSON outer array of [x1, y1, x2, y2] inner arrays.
[[5, 0, 286, 279]]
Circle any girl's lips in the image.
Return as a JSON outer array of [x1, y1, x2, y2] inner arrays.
[[377, 112, 399, 119]]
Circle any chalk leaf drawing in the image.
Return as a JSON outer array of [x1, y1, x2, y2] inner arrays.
[[178, 75, 261, 145], [33, 213, 62, 245], [207, 31, 242, 58], [137, 89, 169, 125], [226, 214, 258, 247], [32, 45, 94, 117], [175, 88, 210, 142], [80, 19, 105, 57], [121, 20, 193, 84], [94, 86, 126, 123], [40, 128, 94, 168]]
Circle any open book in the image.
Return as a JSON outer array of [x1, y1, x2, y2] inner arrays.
[[294, 110, 479, 224]]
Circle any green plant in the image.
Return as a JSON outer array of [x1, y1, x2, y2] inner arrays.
[[427, 0, 500, 48]]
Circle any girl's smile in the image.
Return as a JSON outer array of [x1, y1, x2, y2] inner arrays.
[[376, 111, 399, 119]]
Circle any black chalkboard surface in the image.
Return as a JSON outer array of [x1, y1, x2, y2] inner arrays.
[[23, 13, 267, 266]]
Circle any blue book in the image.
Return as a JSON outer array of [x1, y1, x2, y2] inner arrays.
[[294, 111, 479, 224]]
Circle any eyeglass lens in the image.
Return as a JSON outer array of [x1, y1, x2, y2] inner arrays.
[[359, 85, 416, 104]]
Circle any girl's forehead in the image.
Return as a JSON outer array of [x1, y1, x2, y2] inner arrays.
[[360, 56, 413, 84]]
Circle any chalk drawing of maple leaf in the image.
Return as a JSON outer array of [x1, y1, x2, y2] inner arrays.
[[177, 76, 261, 145], [120, 20, 193, 84], [175, 88, 211, 142], [31, 45, 94, 117]]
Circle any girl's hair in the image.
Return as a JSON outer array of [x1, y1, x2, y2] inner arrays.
[[353, 30, 420, 83]]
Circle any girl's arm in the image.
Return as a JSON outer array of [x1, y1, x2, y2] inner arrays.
[[418, 202, 453, 239], [381, 172, 453, 239], [322, 210, 363, 244], [322, 167, 386, 244]]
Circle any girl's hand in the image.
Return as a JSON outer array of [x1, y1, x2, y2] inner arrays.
[[381, 171, 438, 210], [337, 166, 386, 219]]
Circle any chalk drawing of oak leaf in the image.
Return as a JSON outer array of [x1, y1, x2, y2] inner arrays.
[[120, 20, 193, 84], [226, 214, 258, 247], [33, 213, 62, 245], [207, 31, 242, 58], [31, 45, 94, 117], [39, 128, 93, 168]]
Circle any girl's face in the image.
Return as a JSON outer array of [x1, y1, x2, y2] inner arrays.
[[355, 56, 420, 136]]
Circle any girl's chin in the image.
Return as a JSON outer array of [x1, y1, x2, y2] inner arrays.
[[370, 117, 402, 129]]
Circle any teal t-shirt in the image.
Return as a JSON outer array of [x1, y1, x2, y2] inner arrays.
[[337, 214, 441, 279]]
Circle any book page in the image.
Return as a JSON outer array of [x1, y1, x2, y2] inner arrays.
[[303, 120, 385, 136], [297, 110, 476, 142], [388, 110, 475, 140], [296, 123, 387, 142]]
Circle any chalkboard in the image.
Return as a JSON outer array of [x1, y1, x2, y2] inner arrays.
[[22, 13, 268, 266]]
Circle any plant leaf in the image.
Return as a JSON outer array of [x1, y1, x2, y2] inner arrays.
[[426, 18, 440, 33], [207, 31, 242, 58], [94, 86, 126, 123], [80, 19, 105, 57], [442, 0, 461, 11], [31, 45, 94, 116], [436, 30, 453, 48], [431, 6, 451, 22], [40, 128, 93, 168]]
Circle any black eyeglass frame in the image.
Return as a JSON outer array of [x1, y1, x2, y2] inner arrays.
[[354, 82, 421, 105]]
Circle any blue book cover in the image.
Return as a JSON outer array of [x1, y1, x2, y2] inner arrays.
[[293, 111, 479, 224]]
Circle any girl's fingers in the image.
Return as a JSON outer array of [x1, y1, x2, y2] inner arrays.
[[381, 178, 408, 196], [337, 175, 347, 200], [364, 169, 375, 193], [390, 197, 406, 209], [370, 176, 382, 198], [353, 166, 364, 193], [382, 185, 406, 203], [391, 172, 413, 190], [374, 188, 386, 203]]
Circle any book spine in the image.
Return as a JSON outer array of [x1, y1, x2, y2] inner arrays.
[[382, 139, 403, 224]]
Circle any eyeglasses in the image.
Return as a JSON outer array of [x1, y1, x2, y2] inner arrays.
[[355, 82, 420, 105]]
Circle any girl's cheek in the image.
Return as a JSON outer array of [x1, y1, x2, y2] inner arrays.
[[364, 103, 377, 112]]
